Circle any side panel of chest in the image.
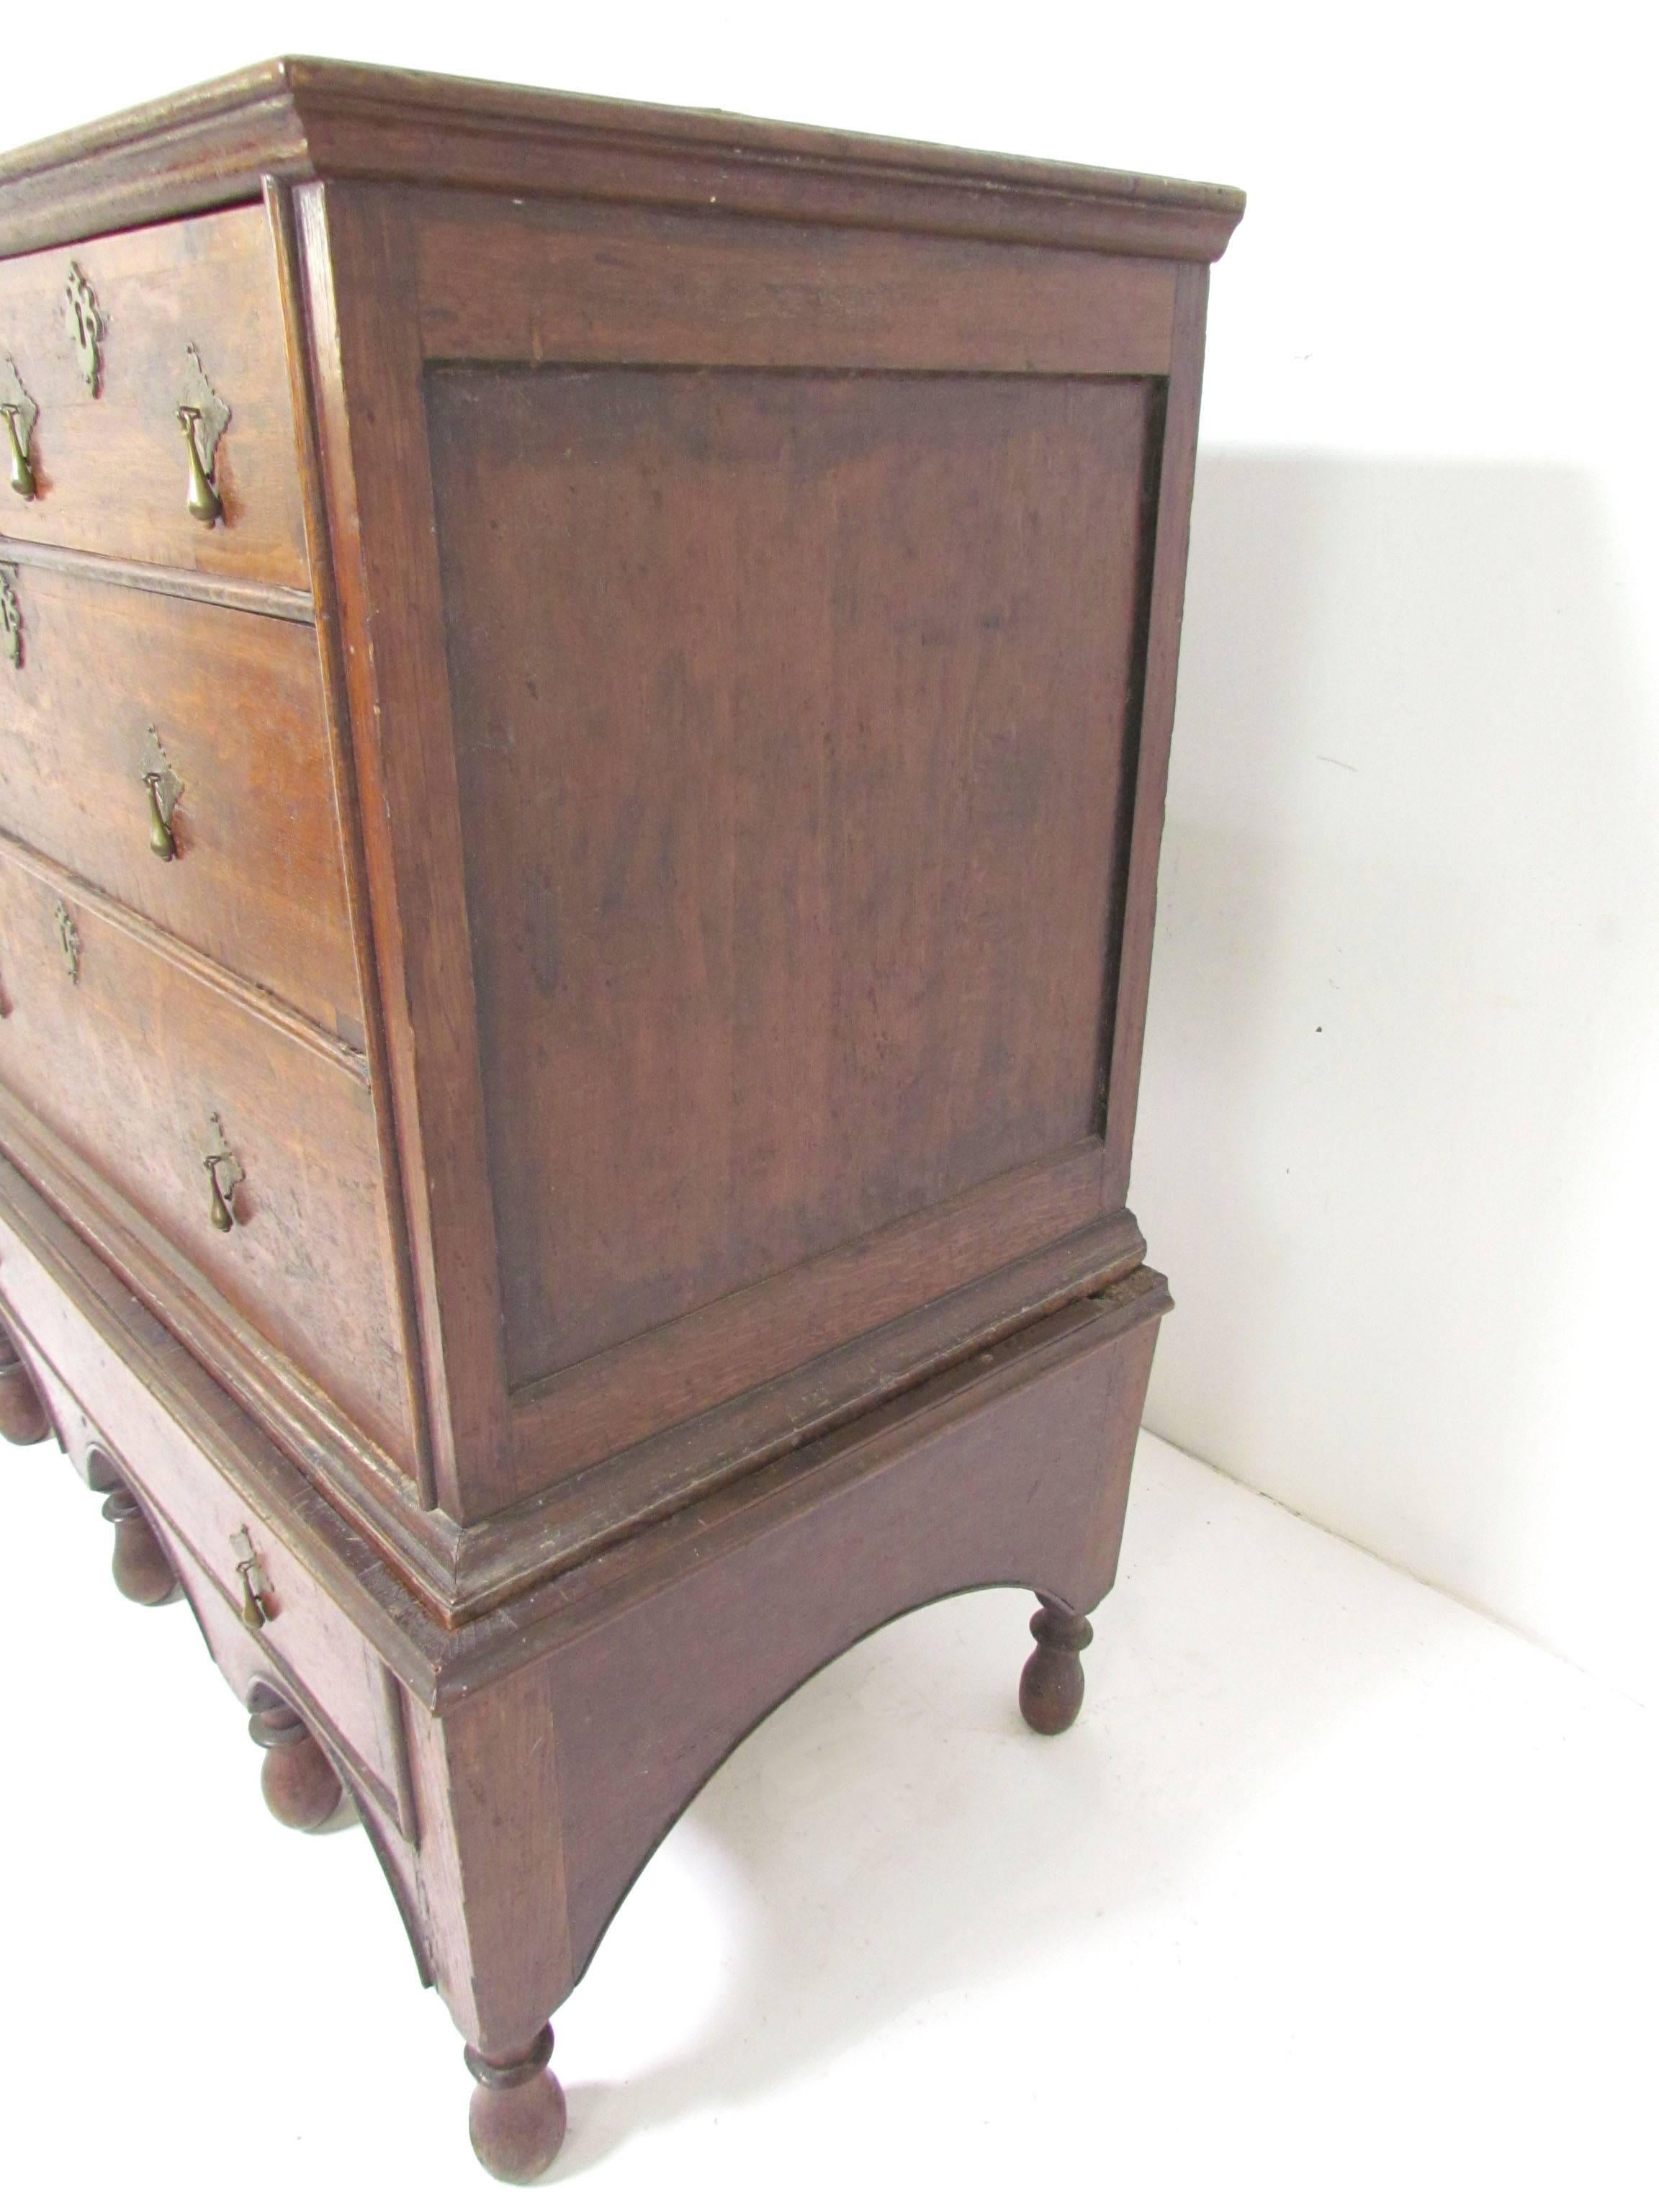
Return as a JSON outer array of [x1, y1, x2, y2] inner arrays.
[[300, 180, 1205, 1555]]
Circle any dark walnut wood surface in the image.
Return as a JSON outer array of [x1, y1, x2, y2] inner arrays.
[[0, 58, 1241, 2187]]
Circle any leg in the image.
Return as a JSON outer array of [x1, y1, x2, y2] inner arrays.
[[465, 2023, 567, 2184], [248, 1686, 343, 1831], [1018, 1600, 1094, 1734], [0, 1320, 50, 1447], [102, 1483, 180, 1606]]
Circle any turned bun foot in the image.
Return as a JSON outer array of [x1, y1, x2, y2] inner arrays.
[[248, 1689, 343, 1831], [1019, 1601, 1094, 1735], [466, 2025, 567, 2183], [102, 1484, 180, 1606], [0, 1326, 50, 1447]]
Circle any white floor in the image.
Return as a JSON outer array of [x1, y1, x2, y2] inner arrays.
[[1, 1429, 1653, 2209]]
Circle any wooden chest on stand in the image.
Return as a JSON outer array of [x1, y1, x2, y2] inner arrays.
[[0, 60, 1242, 2181]]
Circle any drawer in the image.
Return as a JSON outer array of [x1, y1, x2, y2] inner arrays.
[[4, 1300, 414, 1838], [0, 561, 361, 1039], [0, 204, 307, 585], [0, 844, 415, 1470]]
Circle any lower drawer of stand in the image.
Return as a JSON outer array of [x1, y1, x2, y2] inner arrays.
[[11, 1279, 416, 1838]]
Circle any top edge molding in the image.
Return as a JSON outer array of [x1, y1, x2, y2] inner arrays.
[[0, 55, 1246, 262]]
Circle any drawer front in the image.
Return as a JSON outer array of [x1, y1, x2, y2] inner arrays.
[[0, 847, 414, 1467], [0, 204, 307, 585], [4, 1303, 412, 1835], [0, 563, 361, 1039]]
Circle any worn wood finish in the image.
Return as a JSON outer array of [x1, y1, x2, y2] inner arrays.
[[0, 204, 307, 583], [0, 556, 361, 1035], [0, 63, 1241, 2186], [465, 2029, 567, 2185], [263, 176, 436, 1513], [102, 1479, 181, 1604], [415, 188, 1179, 374], [1, 1111, 1166, 2179], [0, 843, 414, 1470], [248, 1683, 345, 1830], [1018, 1601, 1094, 1733], [298, 174, 1190, 1532], [0, 60, 1244, 266], [0, 1311, 49, 1441], [1102, 262, 1211, 1202], [433, 364, 1148, 1398]]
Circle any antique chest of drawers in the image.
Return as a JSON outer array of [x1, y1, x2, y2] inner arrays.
[[0, 60, 1242, 2182]]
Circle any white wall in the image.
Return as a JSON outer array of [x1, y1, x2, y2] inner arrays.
[[4, 4, 1652, 1695]]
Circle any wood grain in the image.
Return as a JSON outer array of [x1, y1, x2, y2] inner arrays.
[[0, 70, 1236, 2180], [431, 363, 1151, 1390], [415, 189, 1178, 372], [0, 840, 413, 1467], [0, 58, 1245, 266], [0, 204, 307, 583], [1102, 264, 1210, 1204], [0, 557, 359, 1035], [264, 176, 436, 1509], [295, 181, 509, 1521]]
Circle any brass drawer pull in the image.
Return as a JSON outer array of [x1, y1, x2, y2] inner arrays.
[[140, 729, 182, 860], [204, 1110, 244, 1233], [0, 353, 37, 500], [144, 771, 177, 860], [176, 343, 228, 526], [1, 408, 33, 498], [178, 407, 222, 524], [230, 1526, 271, 1629]]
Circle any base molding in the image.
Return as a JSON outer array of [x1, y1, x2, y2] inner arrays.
[[0, 1116, 1151, 1625]]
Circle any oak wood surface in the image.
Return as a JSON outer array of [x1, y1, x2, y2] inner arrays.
[[0, 1146, 1165, 1706], [0, 58, 1245, 265], [1102, 263, 1211, 1202], [0, 841, 413, 1467], [0, 1310, 49, 1442], [433, 364, 1149, 1394], [415, 189, 1179, 374], [297, 177, 1190, 1533], [0, 556, 360, 1035], [0, 204, 307, 583], [0, 68, 1240, 2177], [264, 176, 436, 1511], [297, 182, 508, 1523]]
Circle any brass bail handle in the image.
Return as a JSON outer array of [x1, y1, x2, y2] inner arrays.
[[204, 1149, 240, 1232], [178, 405, 222, 525], [1, 405, 35, 500], [144, 771, 177, 861]]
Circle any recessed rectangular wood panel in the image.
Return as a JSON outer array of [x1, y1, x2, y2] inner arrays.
[[428, 366, 1152, 1392]]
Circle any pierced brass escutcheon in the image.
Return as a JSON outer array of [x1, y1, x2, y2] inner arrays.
[[176, 343, 228, 526], [0, 566, 20, 669], [0, 354, 38, 500], [230, 1526, 271, 1629], [64, 263, 103, 396], [204, 1110, 243, 1232], [52, 899, 79, 983]]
